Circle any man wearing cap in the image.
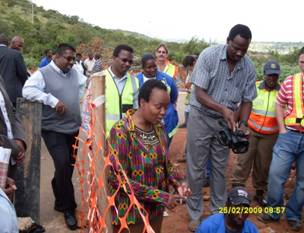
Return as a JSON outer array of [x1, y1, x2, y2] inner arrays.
[[258, 47, 304, 232], [231, 60, 280, 206], [196, 187, 258, 233]]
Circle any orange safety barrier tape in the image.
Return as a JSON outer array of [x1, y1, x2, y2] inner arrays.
[[74, 85, 153, 233]]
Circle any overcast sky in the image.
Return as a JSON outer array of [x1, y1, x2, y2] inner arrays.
[[32, 0, 303, 43]]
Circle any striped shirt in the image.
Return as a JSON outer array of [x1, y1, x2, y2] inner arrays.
[[277, 73, 304, 131], [92, 59, 102, 73], [190, 44, 257, 117]]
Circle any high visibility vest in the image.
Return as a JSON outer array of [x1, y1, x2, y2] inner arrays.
[[247, 82, 279, 134], [105, 69, 139, 136], [284, 73, 304, 127], [164, 62, 178, 80]]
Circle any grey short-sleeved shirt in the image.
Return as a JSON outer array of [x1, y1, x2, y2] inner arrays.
[[190, 44, 257, 117]]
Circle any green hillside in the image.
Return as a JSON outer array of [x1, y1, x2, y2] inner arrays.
[[0, 0, 208, 66], [0, 0, 302, 80]]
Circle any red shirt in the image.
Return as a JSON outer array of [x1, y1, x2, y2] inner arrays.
[[277, 73, 304, 132]]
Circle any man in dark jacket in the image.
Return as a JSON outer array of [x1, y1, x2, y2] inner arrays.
[[0, 34, 28, 106]]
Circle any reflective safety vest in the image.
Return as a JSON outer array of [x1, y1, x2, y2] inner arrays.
[[105, 69, 139, 136], [247, 81, 279, 134], [284, 73, 304, 127], [164, 62, 178, 80]]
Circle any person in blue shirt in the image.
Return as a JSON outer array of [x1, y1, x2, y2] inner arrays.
[[137, 54, 178, 145], [38, 49, 53, 68], [196, 187, 259, 233], [0, 178, 18, 233]]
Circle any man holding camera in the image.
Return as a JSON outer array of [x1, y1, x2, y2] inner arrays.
[[231, 60, 280, 206], [186, 24, 257, 232]]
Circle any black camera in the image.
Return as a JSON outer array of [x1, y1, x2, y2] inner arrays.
[[217, 122, 249, 154]]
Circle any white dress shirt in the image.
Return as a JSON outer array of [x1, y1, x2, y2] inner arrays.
[[0, 91, 13, 139], [84, 58, 95, 72], [22, 61, 87, 108], [73, 61, 84, 75], [108, 67, 129, 95]]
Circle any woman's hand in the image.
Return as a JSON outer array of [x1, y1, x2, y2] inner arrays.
[[167, 194, 184, 210], [177, 182, 191, 198]]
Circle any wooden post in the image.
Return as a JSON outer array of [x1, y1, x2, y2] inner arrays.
[[15, 98, 42, 223], [91, 73, 113, 232]]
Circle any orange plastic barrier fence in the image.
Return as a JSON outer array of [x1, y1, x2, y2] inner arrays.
[[75, 75, 153, 233]]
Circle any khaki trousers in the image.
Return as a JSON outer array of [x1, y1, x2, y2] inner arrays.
[[231, 129, 278, 192]]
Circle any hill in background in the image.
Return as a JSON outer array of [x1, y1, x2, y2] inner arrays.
[[0, 0, 303, 79], [250, 41, 304, 54], [0, 0, 208, 66]]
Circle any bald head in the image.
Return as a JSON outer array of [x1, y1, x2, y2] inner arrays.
[[10, 36, 24, 51], [0, 34, 9, 46]]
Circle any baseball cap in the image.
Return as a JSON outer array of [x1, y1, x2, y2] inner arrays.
[[263, 60, 281, 76], [228, 186, 251, 206]]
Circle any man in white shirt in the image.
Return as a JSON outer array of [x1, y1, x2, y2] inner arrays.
[[73, 53, 86, 75], [84, 53, 95, 77], [23, 43, 86, 231]]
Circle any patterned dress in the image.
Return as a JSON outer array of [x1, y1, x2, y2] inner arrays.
[[107, 109, 179, 225]]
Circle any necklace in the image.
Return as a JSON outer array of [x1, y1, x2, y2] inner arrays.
[[135, 127, 159, 146]]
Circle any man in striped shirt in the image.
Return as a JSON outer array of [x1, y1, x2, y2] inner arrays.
[[258, 47, 304, 232], [186, 24, 257, 232]]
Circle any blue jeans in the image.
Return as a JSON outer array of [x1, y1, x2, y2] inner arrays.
[[267, 130, 304, 222]]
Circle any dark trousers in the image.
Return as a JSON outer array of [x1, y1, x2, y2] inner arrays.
[[185, 111, 190, 126], [42, 130, 78, 212], [231, 129, 277, 193]]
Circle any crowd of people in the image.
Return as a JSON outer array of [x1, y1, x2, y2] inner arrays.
[[0, 22, 303, 233]]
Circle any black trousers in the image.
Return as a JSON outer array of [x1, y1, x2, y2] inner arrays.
[[42, 130, 78, 212]]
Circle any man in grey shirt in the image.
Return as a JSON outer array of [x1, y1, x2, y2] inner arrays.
[[186, 24, 257, 232]]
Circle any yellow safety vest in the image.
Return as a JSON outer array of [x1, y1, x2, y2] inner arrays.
[[105, 69, 139, 136], [247, 82, 279, 134], [164, 63, 178, 80], [284, 73, 304, 127]]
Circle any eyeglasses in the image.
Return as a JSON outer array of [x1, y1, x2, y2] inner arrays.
[[119, 57, 133, 64], [62, 56, 76, 62]]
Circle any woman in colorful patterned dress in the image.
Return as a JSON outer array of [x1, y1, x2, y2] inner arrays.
[[108, 79, 189, 233]]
